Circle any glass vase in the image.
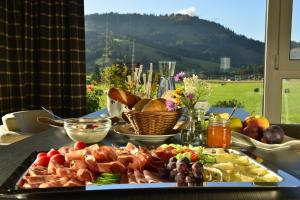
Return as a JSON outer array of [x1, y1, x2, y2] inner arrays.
[[181, 109, 206, 146], [157, 61, 176, 97]]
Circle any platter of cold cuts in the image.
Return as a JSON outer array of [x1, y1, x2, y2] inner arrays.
[[1, 142, 299, 195]]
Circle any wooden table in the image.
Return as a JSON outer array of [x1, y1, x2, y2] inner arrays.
[[0, 110, 300, 200]]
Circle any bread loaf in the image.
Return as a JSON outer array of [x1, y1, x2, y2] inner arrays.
[[141, 98, 168, 112], [133, 99, 151, 111], [108, 88, 141, 108]]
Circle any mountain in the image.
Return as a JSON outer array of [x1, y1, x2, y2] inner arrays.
[[85, 13, 264, 73]]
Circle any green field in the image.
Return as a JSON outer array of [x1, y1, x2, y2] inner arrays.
[[282, 79, 300, 123], [89, 80, 300, 124], [207, 81, 263, 115]]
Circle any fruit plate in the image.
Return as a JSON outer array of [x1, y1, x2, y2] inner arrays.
[[232, 131, 300, 151], [113, 124, 178, 143]]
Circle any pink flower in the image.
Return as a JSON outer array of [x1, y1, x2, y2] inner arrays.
[[174, 71, 185, 82], [87, 84, 94, 92], [186, 93, 194, 102], [166, 100, 177, 112]]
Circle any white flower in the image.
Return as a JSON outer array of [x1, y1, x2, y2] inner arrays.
[[183, 74, 211, 100], [183, 74, 200, 94]]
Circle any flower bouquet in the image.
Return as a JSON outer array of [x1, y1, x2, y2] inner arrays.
[[162, 72, 211, 145]]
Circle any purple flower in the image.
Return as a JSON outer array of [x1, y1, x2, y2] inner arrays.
[[174, 71, 185, 82], [186, 93, 194, 102], [166, 100, 177, 111]]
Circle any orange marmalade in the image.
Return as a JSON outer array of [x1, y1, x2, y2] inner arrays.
[[207, 118, 231, 148]]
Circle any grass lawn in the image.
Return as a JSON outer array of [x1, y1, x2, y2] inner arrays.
[[282, 79, 300, 124], [207, 81, 263, 115]]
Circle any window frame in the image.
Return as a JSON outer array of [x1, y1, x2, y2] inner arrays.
[[264, 0, 300, 123]]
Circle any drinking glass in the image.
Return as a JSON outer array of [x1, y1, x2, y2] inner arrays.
[[157, 61, 176, 97]]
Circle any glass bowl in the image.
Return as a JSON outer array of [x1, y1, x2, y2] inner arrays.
[[64, 118, 111, 143]]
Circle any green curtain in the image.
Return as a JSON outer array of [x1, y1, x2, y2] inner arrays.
[[0, 0, 86, 118]]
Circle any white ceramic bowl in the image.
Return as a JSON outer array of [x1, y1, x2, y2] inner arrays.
[[64, 118, 111, 143]]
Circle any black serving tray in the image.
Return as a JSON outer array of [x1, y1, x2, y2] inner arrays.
[[0, 150, 300, 198]]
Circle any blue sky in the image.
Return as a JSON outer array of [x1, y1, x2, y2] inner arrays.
[[84, 0, 300, 42]]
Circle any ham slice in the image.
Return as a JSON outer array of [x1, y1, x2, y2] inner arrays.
[[48, 160, 64, 174], [65, 149, 85, 162], [85, 155, 99, 173], [70, 160, 88, 170], [86, 144, 99, 153], [29, 166, 48, 176], [97, 161, 126, 173], [22, 183, 40, 189], [38, 177, 68, 188], [143, 170, 164, 183], [127, 172, 137, 184], [23, 175, 60, 185], [58, 146, 74, 155], [117, 154, 135, 166], [76, 169, 94, 182], [126, 143, 137, 151], [120, 173, 128, 184], [127, 153, 150, 171], [100, 146, 118, 161], [56, 167, 77, 178], [63, 179, 85, 187], [93, 150, 107, 162], [134, 171, 147, 183]]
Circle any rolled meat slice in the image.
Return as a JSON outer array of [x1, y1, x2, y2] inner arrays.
[[125, 143, 138, 152], [70, 160, 88, 170], [85, 144, 99, 153], [29, 166, 48, 176], [85, 155, 99, 173], [56, 167, 77, 179], [143, 170, 164, 183], [38, 177, 69, 188], [97, 161, 126, 173], [117, 154, 135, 166], [76, 168, 94, 182], [58, 146, 74, 155], [63, 179, 85, 187], [23, 175, 60, 185], [127, 172, 137, 184], [65, 149, 85, 162], [134, 171, 147, 184]]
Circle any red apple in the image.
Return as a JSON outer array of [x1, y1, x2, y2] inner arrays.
[[243, 115, 270, 130], [242, 124, 263, 140]]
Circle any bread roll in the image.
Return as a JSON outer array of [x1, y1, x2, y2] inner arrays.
[[133, 99, 151, 111], [141, 98, 168, 112], [108, 88, 141, 108]]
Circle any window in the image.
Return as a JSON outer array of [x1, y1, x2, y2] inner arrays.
[[290, 0, 300, 59], [84, 1, 266, 116], [265, 0, 300, 123]]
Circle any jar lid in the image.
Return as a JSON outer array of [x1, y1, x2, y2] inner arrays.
[[208, 117, 230, 126]]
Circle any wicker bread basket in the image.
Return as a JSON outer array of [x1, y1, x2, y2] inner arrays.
[[124, 109, 182, 135]]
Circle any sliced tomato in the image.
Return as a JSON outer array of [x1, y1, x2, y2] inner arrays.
[[47, 149, 60, 158], [74, 141, 86, 150], [182, 148, 193, 153], [50, 154, 65, 165], [37, 152, 47, 159], [34, 156, 50, 167], [155, 150, 173, 163], [191, 152, 198, 162]]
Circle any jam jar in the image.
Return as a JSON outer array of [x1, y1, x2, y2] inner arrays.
[[207, 118, 231, 148]]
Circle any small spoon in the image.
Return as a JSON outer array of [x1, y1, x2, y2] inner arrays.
[[228, 106, 237, 119], [41, 107, 65, 121], [37, 117, 64, 127]]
